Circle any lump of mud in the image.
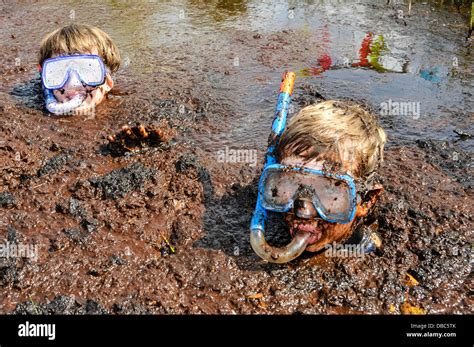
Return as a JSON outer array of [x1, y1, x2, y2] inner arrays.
[[13, 295, 109, 315], [62, 228, 90, 245], [0, 227, 22, 287], [175, 153, 203, 173], [68, 197, 86, 218], [416, 139, 472, 188], [112, 300, 150, 314], [56, 198, 98, 233], [7, 225, 21, 243], [44, 296, 81, 314], [109, 254, 127, 266], [175, 153, 212, 202], [0, 192, 15, 208], [56, 197, 87, 219], [0, 258, 18, 287], [37, 152, 71, 177], [83, 300, 109, 314], [89, 162, 156, 199], [293, 84, 326, 107], [81, 218, 99, 233]]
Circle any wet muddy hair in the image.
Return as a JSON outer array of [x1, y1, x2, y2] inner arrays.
[[277, 100, 387, 179], [38, 24, 121, 73]]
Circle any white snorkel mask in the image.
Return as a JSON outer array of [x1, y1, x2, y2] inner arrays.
[[41, 54, 106, 115]]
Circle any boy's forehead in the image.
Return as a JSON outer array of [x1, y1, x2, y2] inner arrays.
[[280, 156, 323, 169], [52, 47, 99, 58], [280, 155, 356, 177]]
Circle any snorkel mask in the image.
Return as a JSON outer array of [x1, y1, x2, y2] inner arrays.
[[250, 72, 358, 263], [41, 54, 106, 115]]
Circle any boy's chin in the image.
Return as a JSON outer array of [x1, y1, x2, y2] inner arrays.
[[69, 95, 104, 115], [71, 105, 95, 115]]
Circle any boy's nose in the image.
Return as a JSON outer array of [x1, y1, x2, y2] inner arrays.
[[64, 71, 84, 89], [294, 198, 318, 219]]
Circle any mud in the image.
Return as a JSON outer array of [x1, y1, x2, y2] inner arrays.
[[0, 192, 15, 208], [89, 162, 156, 199], [0, 0, 473, 314], [106, 123, 174, 157], [37, 152, 71, 178], [14, 295, 109, 315]]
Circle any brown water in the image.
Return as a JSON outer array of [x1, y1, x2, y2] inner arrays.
[[0, 0, 472, 314]]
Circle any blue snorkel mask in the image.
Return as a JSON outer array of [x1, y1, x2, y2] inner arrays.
[[250, 72, 358, 263], [40, 54, 107, 115], [258, 164, 357, 222]]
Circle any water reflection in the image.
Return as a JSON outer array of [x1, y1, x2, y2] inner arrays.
[[297, 31, 410, 77], [190, 0, 248, 21], [0, 0, 472, 153]]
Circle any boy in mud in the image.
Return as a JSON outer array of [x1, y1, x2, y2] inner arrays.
[[38, 24, 120, 115], [251, 100, 387, 263]]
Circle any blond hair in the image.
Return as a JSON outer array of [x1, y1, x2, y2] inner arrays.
[[38, 24, 121, 73], [277, 100, 387, 178]]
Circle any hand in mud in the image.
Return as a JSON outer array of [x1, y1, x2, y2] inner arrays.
[[107, 123, 173, 155]]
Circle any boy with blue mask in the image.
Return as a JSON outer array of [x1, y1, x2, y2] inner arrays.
[[38, 24, 120, 115], [251, 73, 387, 263]]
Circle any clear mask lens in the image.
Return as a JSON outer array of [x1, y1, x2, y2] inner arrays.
[[261, 166, 356, 222], [42, 55, 106, 89]]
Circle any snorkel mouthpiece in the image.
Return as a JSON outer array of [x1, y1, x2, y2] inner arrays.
[[250, 228, 312, 264], [43, 87, 85, 115], [250, 71, 311, 263]]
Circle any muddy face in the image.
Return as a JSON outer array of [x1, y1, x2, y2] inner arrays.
[[250, 154, 373, 263], [279, 156, 364, 253], [46, 48, 113, 114], [51, 74, 112, 113], [284, 212, 355, 253]]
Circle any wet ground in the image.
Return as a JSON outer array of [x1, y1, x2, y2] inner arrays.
[[0, 0, 473, 314]]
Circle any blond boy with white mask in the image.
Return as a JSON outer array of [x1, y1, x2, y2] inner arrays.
[[38, 24, 120, 115]]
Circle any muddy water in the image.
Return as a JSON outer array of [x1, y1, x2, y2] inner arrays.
[[0, 0, 473, 314]]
